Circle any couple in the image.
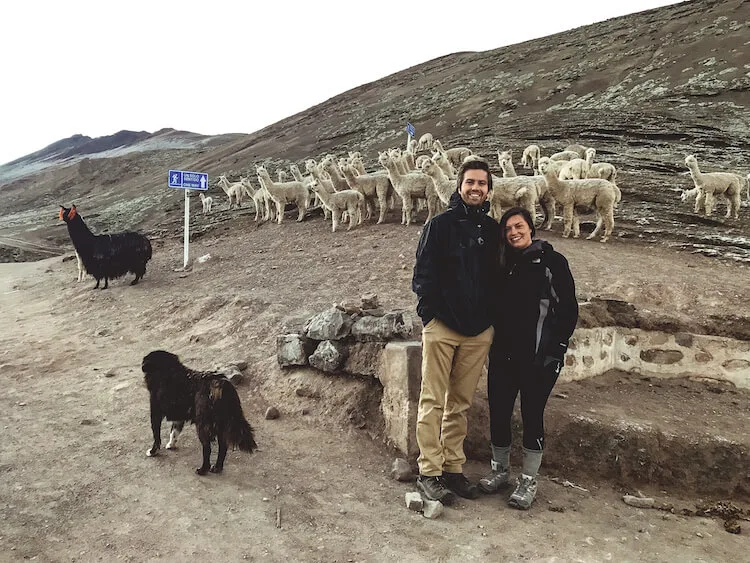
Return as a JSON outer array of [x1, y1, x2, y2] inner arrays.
[[411, 158, 579, 510]]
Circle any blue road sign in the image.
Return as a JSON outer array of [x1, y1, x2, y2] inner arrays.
[[168, 169, 208, 190], [406, 122, 415, 137]]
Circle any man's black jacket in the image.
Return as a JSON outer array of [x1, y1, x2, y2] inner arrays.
[[412, 191, 499, 336]]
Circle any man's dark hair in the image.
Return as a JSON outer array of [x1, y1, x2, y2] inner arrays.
[[497, 206, 536, 269], [455, 159, 493, 193]]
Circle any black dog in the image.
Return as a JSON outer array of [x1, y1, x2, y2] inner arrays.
[[141, 350, 257, 475]]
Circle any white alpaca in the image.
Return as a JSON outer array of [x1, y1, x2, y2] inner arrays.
[[241, 177, 272, 222], [309, 182, 365, 232], [489, 176, 538, 223], [217, 175, 245, 209], [497, 151, 555, 230], [564, 144, 590, 158], [320, 156, 351, 192], [521, 144, 541, 173], [277, 170, 289, 182], [432, 140, 473, 169], [539, 159, 618, 242], [497, 150, 517, 177], [417, 133, 434, 151], [583, 148, 618, 184], [378, 151, 439, 227], [349, 156, 367, 176], [420, 159, 456, 205], [415, 155, 431, 169], [549, 150, 581, 162], [684, 155, 743, 218], [559, 157, 591, 180], [340, 163, 394, 224], [431, 151, 456, 180], [198, 192, 213, 214], [305, 160, 336, 220], [255, 166, 309, 224]]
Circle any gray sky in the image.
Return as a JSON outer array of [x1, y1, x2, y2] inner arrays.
[[0, 0, 684, 166]]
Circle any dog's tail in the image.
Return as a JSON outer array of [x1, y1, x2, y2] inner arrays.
[[221, 380, 257, 453]]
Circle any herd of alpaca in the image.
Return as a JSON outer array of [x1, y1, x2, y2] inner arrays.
[[200, 138, 747, 243]]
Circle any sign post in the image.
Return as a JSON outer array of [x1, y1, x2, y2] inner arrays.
[[406, 121, 416, 150], [168, 170, 209, 269]]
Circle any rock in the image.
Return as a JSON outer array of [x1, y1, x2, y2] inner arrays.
[[391, 458, 414, 482], [264, 406, 280, 420], [295, 386, 320, 399], [277, 334, 315, 367], [305, 308, 354, 341], [362, 307, 385, 317], [405, 492, 423, 512], [422, 499, 444, 519], [351, 312, 414, 342], [335, 301, 363, 316], [224, 369, 243, 385], [361, 293, 380, 309], [623, 495, 655, 508], [309, 340, 347, 373]]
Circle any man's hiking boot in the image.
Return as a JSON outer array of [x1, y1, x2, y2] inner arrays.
[[478, 468, 511, 494], [442, 472, 480, 500], [508, 473, 537, 510], [416, 475, 456, 505]]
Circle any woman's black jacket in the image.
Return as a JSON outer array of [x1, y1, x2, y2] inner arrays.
[[412, 192, 499, 337], [493, 239, 578, 366]]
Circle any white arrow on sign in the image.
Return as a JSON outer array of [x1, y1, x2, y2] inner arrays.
[[200, 176, 206, 189]]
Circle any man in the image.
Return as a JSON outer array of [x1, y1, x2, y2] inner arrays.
[[411, 158, 499, 504]]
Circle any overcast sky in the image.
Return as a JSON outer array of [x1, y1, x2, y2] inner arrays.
[[0, 0, 684, 166]]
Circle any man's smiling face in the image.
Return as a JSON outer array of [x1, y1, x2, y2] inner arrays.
[[459, 169, 490, 207]]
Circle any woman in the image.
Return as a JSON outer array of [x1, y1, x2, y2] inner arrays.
[[479, 207, 578, 509]]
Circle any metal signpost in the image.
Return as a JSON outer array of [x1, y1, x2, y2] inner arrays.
[[168, 170, 209, 269], [406, 121, 416, 149]]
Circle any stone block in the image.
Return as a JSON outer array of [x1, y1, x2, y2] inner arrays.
[[351, 312, 413, 342], [343, 342, 385, 377], [380, 341, 423, 457]]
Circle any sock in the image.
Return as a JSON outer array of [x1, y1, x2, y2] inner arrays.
[[490, 445, 510, 472], [522, 447, 543, 478]]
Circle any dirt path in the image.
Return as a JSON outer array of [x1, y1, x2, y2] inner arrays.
[[1, 216, 748, 561]]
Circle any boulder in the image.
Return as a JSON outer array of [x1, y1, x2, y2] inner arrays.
[[277, 334, 315, 367], [309, 340, 347, 373], [305, 308, 354, 341], [351, 311, 414, 342]]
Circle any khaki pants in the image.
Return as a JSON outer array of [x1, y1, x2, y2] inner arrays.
[[416, 318, 494, 476]]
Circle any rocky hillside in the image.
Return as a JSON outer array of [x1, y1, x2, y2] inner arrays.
[[0, 0, 748, 261]]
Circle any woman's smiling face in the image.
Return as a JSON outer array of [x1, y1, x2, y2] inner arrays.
[[505, 213, 533, 249]]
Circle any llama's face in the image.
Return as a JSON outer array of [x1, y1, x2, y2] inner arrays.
[[498, 151, 512, 167], [538, 158, 551, 174], [685, 155, 696, 167]]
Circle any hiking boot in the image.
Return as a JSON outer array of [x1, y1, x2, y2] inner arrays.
[[478, 468, 511, 494], [442, 472, 480, 500], [508, 473, 537, 510], [416, 475, 457, 505]]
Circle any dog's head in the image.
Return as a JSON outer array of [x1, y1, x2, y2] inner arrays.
[[142, 350, 184, 390]]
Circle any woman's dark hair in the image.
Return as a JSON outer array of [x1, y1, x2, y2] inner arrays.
[[497, 207, 536, 270], [455, 159, 493, 193]]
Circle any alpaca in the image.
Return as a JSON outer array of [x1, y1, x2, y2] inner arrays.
[[432, 140, 473, 169], [549, 150, 581, 162], [489, 176, 538, 223], [349, 156, 367, 176], [277, 170, 289, 182], [59, 205, 152, 289], [417, 133, 434, 151], [240, 177, 272, 222], [340, 163, 394, 224], [198, 192, 212, 214], [538, 159, 618, 242], [420, 159, 455, 205], [217, 175, 244, 209], [684, 155, 743, 218], [431, 151, 456, 180], [564, 144, 590, 159], [319, 156, 351, 192], [415, 155, 431, 169], [559, 157, 591, 180], [521, 144, 541, 172], [309, 182, 365, 232], [255, 166, 309, 224], [497, 150, 517, 177], [378, 151, 439, 227], [305, 160, 336, 220]]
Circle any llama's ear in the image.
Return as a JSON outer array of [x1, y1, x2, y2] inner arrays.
[[58, 207, 65, 220], [69, 206, 77, 220]]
